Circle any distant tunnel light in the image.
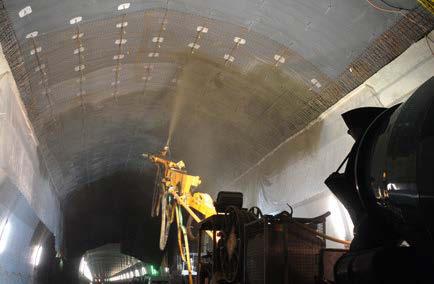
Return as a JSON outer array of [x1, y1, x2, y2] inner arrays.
[[0, 219, 11, 254], [79, 257, 93, 281], [134, 269, 139, 277], [141, 267, 146, 275], [31, 245, 43, 267]]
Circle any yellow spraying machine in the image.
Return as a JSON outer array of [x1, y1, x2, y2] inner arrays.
[[143, 146, 216, 284]]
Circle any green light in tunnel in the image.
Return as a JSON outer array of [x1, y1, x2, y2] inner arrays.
[[150, 265, 159, 276]]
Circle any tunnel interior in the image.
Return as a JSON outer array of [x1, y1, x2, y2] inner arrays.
[[0, 0, 432, 283]]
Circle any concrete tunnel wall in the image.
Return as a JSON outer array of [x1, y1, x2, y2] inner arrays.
[[231, 31, 434, 247], [1, 45, 60, 283]]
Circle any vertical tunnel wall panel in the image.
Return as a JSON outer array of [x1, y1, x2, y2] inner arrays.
[[0, 45, 60, 244], [231, 32, 434, 247], [0, 176, 40, 283]]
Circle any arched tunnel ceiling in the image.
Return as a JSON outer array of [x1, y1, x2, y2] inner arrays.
[[0, 0, 432, 198]]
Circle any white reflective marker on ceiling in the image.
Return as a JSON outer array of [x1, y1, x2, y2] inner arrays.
[[35, 64, 45, 72], [73, 46, 85, 54], [274, 54, 286, 64], [234, 37, 246, 45], [113, 54, 125, 60], [72, 33, 84, 40], [74, 65, 85, 71], [116, 22, 128, 28], [197, 26, 208, 33], [69, 16, 83, 25], [224, 54, 234, 62], [152, 37, 164, 43], [25, 31, 38, 39], [115, 39, 127, 45], [188, 43, 200, 50], [117, 3, 130, 11], [30, 47, 42, 55], [310, 78, 322, 88], [18, 6, 32, 18]]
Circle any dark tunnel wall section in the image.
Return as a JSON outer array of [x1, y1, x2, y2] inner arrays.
[[63, 170, 162, 263], [0, 175, 57, 283]]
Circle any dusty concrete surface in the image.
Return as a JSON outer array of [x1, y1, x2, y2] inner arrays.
[[1, 3, 431, 201], [231, 32, 434, 247]]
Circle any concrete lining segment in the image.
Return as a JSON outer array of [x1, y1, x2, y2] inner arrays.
[[4, 0, 402, 78]]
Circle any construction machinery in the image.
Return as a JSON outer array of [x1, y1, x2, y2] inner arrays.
[[143, 146, 216, 284], [144, 147, 351, 284], [325, 77, 434, 283]]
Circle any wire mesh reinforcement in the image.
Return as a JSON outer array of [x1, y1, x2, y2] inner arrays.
[[0, 2, 433, 201]]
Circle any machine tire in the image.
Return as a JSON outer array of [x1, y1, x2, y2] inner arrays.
[[159, 193, 172, 250]]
